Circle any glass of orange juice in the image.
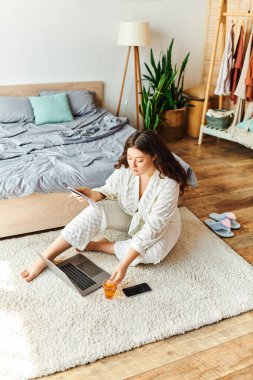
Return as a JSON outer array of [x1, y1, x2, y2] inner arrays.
[[103, 279, 117, 299]]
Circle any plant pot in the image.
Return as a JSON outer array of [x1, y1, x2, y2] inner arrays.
[[158, 108, 186, 142]]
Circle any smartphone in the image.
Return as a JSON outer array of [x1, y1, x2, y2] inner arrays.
[[122, 283, 152, 297], [62, 182, 98, 207]]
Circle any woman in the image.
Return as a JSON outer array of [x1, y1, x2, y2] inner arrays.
[[21, 130, 187, 285]]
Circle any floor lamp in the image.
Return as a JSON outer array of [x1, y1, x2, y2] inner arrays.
[[116, 21, 151, 129]]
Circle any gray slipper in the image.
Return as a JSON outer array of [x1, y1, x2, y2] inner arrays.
[[204, 219, 234, 238]]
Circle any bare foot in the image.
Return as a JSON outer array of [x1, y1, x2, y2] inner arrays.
[[76, 238, 110, 252], [20, 258, 46, 282]]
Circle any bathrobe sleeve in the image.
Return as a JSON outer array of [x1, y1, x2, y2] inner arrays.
[[93, 168, 122, 200], [130, 180, 179, 256]]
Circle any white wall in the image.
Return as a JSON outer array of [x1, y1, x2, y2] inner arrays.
[[0, 0, 208, 126]]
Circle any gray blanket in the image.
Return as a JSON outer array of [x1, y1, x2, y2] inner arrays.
[[0, 109, 128, 159], [0, 108, 197, 199], [0, 109, 135, 198]]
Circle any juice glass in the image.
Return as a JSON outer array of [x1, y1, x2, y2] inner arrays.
[[103, 279, 117, 299]]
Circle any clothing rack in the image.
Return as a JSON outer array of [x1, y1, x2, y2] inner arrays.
[[198, 0, 253, 145]]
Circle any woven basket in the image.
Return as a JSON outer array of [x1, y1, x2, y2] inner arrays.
[[158, 108, 185, 142], [206, 109, 233, 129]]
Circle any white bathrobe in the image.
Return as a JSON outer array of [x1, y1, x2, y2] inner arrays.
[[61, 166, 181, 266]]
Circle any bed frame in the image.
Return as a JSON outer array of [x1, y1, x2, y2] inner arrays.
[[0, 81, 103, 238]]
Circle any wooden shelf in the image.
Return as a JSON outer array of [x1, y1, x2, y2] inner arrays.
[[198, 124, 235, 144]]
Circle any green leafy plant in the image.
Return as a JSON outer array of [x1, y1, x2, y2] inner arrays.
[[143, 39, 190, 110], [139, 71, 177, 131]]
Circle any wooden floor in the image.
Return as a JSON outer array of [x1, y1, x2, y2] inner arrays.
[[44, 136, 253, 380]]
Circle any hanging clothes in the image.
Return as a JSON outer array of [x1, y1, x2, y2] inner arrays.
[[229, 98, 245, 128], [230, 26, 245, 104], [245, 47, 253, 101], [229, 30, 253, 128], [235, 30, 253, 99], [214, 24, 234, 96], [244, 101, 253, 120]]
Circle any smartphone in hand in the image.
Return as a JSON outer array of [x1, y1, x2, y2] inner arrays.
[[63, 183, 98, 207], [122, 283, 152, 297]]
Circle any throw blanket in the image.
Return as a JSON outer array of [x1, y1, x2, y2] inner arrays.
[[228, 119, 253, 149]]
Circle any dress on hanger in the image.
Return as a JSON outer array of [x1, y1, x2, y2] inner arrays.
[[243, 46, 253, 120], [235, 30, 253, 99], [229, 30, 253, 127], [228, 30, 253, 148], [214, 25, 234, 96], [245, 46, 253, 101], [230, 26, 245, 104]]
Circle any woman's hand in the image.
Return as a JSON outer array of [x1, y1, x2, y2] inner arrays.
[[76, 187, 92, 197], [69, 187, 92, 203], [69, 187, 105, 203], [110, 263, 128, 285], [110, 248, 140, 285]]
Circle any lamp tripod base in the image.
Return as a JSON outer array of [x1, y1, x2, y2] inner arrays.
[[116, 46, 143, 129]]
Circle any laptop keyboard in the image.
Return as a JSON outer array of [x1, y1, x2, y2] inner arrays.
[[60, 262, 96, 291]]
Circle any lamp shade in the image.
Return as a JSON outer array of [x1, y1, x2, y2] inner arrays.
[[118, 21, 151, 46]]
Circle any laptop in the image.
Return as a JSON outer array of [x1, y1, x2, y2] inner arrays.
[[37, 252, 110, 296]]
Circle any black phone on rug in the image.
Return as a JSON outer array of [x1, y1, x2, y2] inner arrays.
[[122, 283, 152, 297]]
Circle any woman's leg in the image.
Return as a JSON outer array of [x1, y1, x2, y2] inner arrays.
[[21, 203, 105, 282], [85, 238, 115, 255], [141, 222, 182, 265], [80, 200, 132, 255], [21, 200, 131, 281], [21, 235, 71, 282], [113, 219, 182, 266]]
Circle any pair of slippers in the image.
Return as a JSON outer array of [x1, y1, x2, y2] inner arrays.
[[204, 212, 241, 238]]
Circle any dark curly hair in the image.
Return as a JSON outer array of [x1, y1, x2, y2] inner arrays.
[[115, 130, 188, 194]]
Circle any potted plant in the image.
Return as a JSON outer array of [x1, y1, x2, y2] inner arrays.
[[139, 72, 177, 131], [140, 39, 190, 141]]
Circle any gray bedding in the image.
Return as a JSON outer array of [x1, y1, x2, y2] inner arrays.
[[0, 107, 197, 199], [0, 108, 135, 198]]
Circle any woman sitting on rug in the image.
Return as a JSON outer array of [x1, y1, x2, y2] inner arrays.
[[21, 130, 187, 285]]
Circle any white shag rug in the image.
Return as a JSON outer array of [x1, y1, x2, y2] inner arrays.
[[1, 207, 253, 380]]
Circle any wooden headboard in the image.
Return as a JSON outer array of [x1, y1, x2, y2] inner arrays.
[[0, 81, 103, 107]]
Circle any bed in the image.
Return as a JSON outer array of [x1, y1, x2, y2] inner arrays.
[[0, 81, 136, 238], [0, 81, 198, 239]]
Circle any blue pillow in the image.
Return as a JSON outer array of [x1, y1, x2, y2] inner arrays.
[[39, 90, 97, 117], [29, 93, 73, 125]]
